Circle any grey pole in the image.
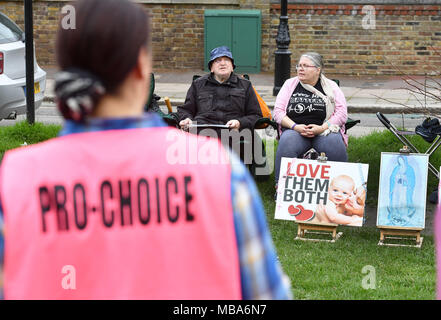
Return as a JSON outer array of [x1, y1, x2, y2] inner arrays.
[[273, 0, 291, 96], [25, 0, 35, 124]]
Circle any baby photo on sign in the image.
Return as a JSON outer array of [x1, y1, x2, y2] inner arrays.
[[274, 157, 369, 227], [377, 153, 428, 229]]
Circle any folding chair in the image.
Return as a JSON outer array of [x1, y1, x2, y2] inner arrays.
[[376, 112, 441, 180], [144, 73, 179, 127], [188, 74, 274, 181]]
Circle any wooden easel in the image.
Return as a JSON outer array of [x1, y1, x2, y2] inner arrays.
[[295, 221, 342, 243], [376, 146, 424, 248], [294, 152, 342, 243], [378, 226, 423, 248]]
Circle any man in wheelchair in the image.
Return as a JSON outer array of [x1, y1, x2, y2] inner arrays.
[[177, 46, 265, 171], [178, 46, 262, 132]]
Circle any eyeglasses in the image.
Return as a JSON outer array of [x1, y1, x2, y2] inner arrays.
[[296, 64, 318, 70]]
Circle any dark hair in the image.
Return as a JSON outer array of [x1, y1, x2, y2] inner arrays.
[[56, 0, 150, 93]]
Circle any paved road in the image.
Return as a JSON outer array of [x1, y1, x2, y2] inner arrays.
[[0, 102, 62, 127], [348, 112, 428, 137]]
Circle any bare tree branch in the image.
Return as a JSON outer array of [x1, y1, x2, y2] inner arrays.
[[376, 51, 441, 118]]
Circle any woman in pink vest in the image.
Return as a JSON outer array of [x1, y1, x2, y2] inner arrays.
[[0, 0, 291, 300]]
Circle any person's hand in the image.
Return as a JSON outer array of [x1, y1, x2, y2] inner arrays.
[[305, 124, 325, 137], [226, 119, 240, 130], [179, 118, 193, 131], [345, 187, 366, 217], [354, 186, 366, 206], [345, 196, 363, 216], [293, 124, 311, 137]]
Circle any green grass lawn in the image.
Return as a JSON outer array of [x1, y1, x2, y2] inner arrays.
[[0, 121, 438, 299], [262, 186, 436, 299], [0, 121, 61, 159], [266, 220, 435, 299], [259, 130, 438, 300]]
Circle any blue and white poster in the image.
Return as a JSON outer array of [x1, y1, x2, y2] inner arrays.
[[376, 153, 428, 229]]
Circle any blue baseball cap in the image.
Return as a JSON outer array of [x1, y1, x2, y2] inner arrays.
[[208, 46, 236, 70]]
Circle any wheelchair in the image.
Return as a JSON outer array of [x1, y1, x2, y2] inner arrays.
[[145, 73, 274, 181]]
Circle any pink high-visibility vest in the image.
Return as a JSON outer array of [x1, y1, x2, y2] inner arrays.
[[1, 127, 241, 300]]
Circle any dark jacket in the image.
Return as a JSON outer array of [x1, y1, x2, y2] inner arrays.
[[177, 73, 262, 130]]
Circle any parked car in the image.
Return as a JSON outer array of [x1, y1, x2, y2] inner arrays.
[[0, 12, 46, 120]]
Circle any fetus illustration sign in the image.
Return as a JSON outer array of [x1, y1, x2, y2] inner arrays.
[[275, 157, 369, 226], [376, 153, 428, 229]]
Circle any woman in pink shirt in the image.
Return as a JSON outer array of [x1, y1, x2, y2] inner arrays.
[[273, 52, 349, 190]]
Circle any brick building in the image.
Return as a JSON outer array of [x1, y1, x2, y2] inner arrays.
[[1, 0, 440, 76]]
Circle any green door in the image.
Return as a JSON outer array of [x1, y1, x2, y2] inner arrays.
[[232, 16, 260, 73], [204, 10, 261, 73]]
